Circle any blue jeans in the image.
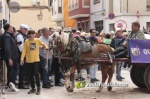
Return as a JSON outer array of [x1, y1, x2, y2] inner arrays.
[[5, 58, 19, 86], [116, 62, 123, 78], [89, 64, 98, 79], [40, 56, 52, 85]]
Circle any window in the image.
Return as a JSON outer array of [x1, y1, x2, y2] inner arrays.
[[109, 0, 113, 12], [50, 0, 53, 6], [77, 23, 80, 28], [83, 0, 90, 6], [147, 0, 150, 10], [146, 22, 150, 31], [94, 0, 100, 4], [95, 21, 103, 32], [58, 0, 62, 13], [75, 0, 78, 7], [72, 0, 74, 7], [109, 23, 115, 31]]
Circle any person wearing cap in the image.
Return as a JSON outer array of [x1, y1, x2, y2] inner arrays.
[[110, 28, 123, 49], [109, 28, 124, 81], [20, 29, 48, 95], [110, 31, 115, 38], [109, 22, 145, 58], [1, 23, 19, 89], [108, 22, 146, 62], [16, 24, 30, 89]]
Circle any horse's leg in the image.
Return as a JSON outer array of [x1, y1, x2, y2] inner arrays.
[[107, 62, 116, 91], [66, 65, 76, 92], [70, 72, 75, 89], [64, 74, 70, 91], [96, 65, 108, 92]]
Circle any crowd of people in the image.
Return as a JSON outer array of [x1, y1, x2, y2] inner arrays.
[[0, 21, 146, 95]]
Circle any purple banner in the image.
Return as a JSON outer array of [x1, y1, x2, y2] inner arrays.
[[129, 39, 150, 63]]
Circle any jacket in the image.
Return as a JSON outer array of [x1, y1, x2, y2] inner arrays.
[[1, 31, 19, 60]]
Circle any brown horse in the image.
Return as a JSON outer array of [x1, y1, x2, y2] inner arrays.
[[50, 32, 115, 92]]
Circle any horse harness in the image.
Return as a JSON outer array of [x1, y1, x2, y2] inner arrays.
[[53, 35, 111, 75]]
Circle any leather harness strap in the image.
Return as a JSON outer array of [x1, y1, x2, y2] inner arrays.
[[92, 44, 97, 58]]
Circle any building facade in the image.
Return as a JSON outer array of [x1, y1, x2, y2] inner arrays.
[[51, 0, 64, 27], [51, 0, 76, 29], [90, 0, 104, 32], [68, 0, 90, 32], [64, 0, 76, 29], [104, 0, 150, 33], [9, 0, 56, 31], [0, 0, 10, 32]]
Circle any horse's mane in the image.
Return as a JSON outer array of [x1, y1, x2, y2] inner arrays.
[[52, 31, 69, 46]]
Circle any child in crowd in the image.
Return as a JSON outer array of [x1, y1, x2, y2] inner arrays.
[[20, 30, 48, 95]]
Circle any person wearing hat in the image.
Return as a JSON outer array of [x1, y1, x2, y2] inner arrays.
[[20, 29, 48, 95], [109, 28, 124, 81], [108, 22, 146, 64], [16, 24, 30, 89], [110, 28, 123, 49]]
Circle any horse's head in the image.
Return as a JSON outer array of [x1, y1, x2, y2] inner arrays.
[[51, 31, 69, 53]]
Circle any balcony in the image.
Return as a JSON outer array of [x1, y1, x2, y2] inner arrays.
[[68, 0, 90, 19]]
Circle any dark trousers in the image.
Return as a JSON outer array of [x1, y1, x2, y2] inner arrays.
[[18, 52, 28, 86], [51, 58, 62, 84], [5, 58, 19, 86], [19, 62, 28, 86], [86, 68, 90, 74], [27, 62, 40, 89], [112, 47, 127, 58]]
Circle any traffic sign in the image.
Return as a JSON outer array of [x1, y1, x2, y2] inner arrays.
[[108, 13, 115, 19], [114, 20, 127, 30], [9, 1, 20, 13]]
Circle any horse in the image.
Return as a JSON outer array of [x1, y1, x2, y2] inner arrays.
[[50, 31, 115, 92]]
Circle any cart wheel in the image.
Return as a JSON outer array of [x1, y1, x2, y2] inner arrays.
[[130, 65, 146, 88], [144, 65, 150, 91]]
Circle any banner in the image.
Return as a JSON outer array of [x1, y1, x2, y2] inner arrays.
[[129, 39, 150, 63]]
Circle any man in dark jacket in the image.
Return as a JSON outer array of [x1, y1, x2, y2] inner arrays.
[[1, 23, 19, 86]]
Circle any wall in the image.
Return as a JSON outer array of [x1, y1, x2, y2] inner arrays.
[[90, 0, 103, 29], [64, 0, 76, 29], [51, 0, 64, 24], [10, 0, 56, 31], [104, 0, 150, 33]]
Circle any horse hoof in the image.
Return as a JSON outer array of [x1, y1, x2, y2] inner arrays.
[[66, 86, 73, 92], [96, 86, 103, 92], [96, 89, 101, 92], [67, 89, 73, 92], [107, 86, 112, 91]]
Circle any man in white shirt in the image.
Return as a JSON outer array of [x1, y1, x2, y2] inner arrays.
[[39, 27, 53, 88]]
